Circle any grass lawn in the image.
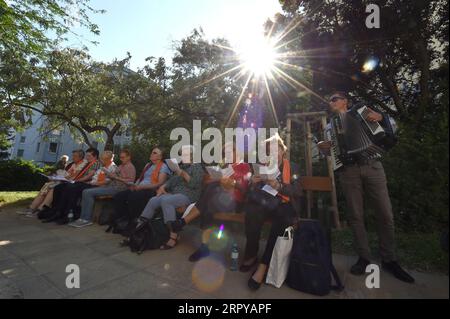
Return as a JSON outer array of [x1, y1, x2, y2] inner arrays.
[[0, 191, 38, 209], [1, 191, 448, 274], [332, 228, 449, 275]]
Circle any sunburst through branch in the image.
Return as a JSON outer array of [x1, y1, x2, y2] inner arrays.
[[195, 17, 333, 129]]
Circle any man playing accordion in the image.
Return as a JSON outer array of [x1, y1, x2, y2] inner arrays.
[[318, 90, 414, 284]]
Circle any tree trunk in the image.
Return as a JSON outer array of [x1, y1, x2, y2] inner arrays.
[[103, 122, 122, 151], [104, 134, 115, 151]]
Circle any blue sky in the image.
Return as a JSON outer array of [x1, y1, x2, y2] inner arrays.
[[66, 0, 282, 70]]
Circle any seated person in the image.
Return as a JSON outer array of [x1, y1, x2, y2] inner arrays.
[[20, 155, 70, 217], [173, 143, 250, 261], [57, 150, 114, 225], [42, 148, 101, 224], [243, 135, 302, 290], [37, 150, 88, 220], [107, 147, 170, 232], [135, 145, 205, 250], [69, 150, 136, 228]]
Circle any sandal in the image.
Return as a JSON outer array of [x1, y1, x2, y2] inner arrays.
[[160, 234, 179, 250]]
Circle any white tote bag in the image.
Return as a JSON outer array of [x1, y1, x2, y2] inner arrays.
[[266, 226, 294, 288]]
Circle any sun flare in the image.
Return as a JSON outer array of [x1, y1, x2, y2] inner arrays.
[[238, 37, 277, 76]]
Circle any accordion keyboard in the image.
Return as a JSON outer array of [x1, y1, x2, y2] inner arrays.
[[357, 106, 385, 135], [326, 128, 343, 171]]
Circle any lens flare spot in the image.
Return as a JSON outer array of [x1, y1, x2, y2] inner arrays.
[[362, 57, 379, 73], [0, 240, 12, 246], [192, 257, 225, 293], [217, 224, 225, 239], [205, 226, 229, 252]]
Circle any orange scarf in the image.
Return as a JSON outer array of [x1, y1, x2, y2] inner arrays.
[[74, 160, 96, 181], [137, 161, 163, 185], [96, 161, 113, 185], [151, 161, 163, 185], [278, 159, 291, 203]]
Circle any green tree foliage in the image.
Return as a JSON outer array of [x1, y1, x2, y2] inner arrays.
[[279, 0, 448, 124], [131, 29, 246, 147], [1, 48, 152, 150], [277, 0, 449, 231], [0, 0, 103, 57], [0, 0, 103, 148]]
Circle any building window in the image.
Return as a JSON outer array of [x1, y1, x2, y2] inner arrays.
[[36, 143, 41, 153], [49, 142, 58, 154], [20, 136, 26, 143], [17, 149, 24, 158]]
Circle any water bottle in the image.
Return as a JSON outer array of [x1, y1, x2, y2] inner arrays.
[[230, 243, 239, 271], [67, 210, 74, 222]]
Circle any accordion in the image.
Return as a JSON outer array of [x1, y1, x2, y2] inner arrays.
[[325, 105, 397, 170]]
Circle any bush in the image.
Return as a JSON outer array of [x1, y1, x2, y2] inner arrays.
[[0, 159, 47, 191], [382, 98, 449, 233]]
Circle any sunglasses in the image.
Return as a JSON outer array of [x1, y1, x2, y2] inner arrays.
[[329, 96, 345, 103]]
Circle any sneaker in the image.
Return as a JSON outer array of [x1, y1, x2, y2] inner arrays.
[[25, 210, 39, 218], [382, 261, 415, 284], [17, 208, 33, 215], [69, 219, 93, 228], [350, 257, 371, 276]]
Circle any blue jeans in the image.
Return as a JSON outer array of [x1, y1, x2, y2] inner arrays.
[[140, 193, 191, 223], [80, 186, 123, 221]]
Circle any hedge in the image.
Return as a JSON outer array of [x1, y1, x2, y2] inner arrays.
[[0, 159, 48, 191]]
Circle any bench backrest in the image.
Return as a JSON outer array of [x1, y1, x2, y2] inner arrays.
[[300, 176, 333, 192]]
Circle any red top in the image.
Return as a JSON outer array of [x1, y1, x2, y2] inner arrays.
[[231, 162, 251, 203]]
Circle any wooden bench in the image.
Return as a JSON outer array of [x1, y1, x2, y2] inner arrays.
[[300, 176, 333, 192], [208, 176, 334, 225], [92, 195, 115, 224], [91, 176, 334, 225]]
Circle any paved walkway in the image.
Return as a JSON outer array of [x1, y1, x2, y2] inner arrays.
[[0, 207, 448, 299]]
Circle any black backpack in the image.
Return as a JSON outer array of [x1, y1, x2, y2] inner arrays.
[[125, 217, 170, 254], [106, 216, 133, 236], [286, 219, 344, 296], [37, 206, 55, 220]]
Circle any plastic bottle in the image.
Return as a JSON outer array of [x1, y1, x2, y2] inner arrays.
[[67, 210, 74, 222], [230, 243, 239, 271]]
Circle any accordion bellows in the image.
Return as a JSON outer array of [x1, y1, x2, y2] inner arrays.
[[326, 105, 397, 171]]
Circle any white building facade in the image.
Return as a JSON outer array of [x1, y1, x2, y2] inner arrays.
[[7, 111, 132, 166]]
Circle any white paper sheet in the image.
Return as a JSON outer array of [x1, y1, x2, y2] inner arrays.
[[182, 202, 197, 219], [39, 173, 75, 184], [262, 184, 279, 196], [206, 165, 234, 180]]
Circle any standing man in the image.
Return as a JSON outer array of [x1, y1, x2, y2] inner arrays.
[[318, 91, 414, 284]]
